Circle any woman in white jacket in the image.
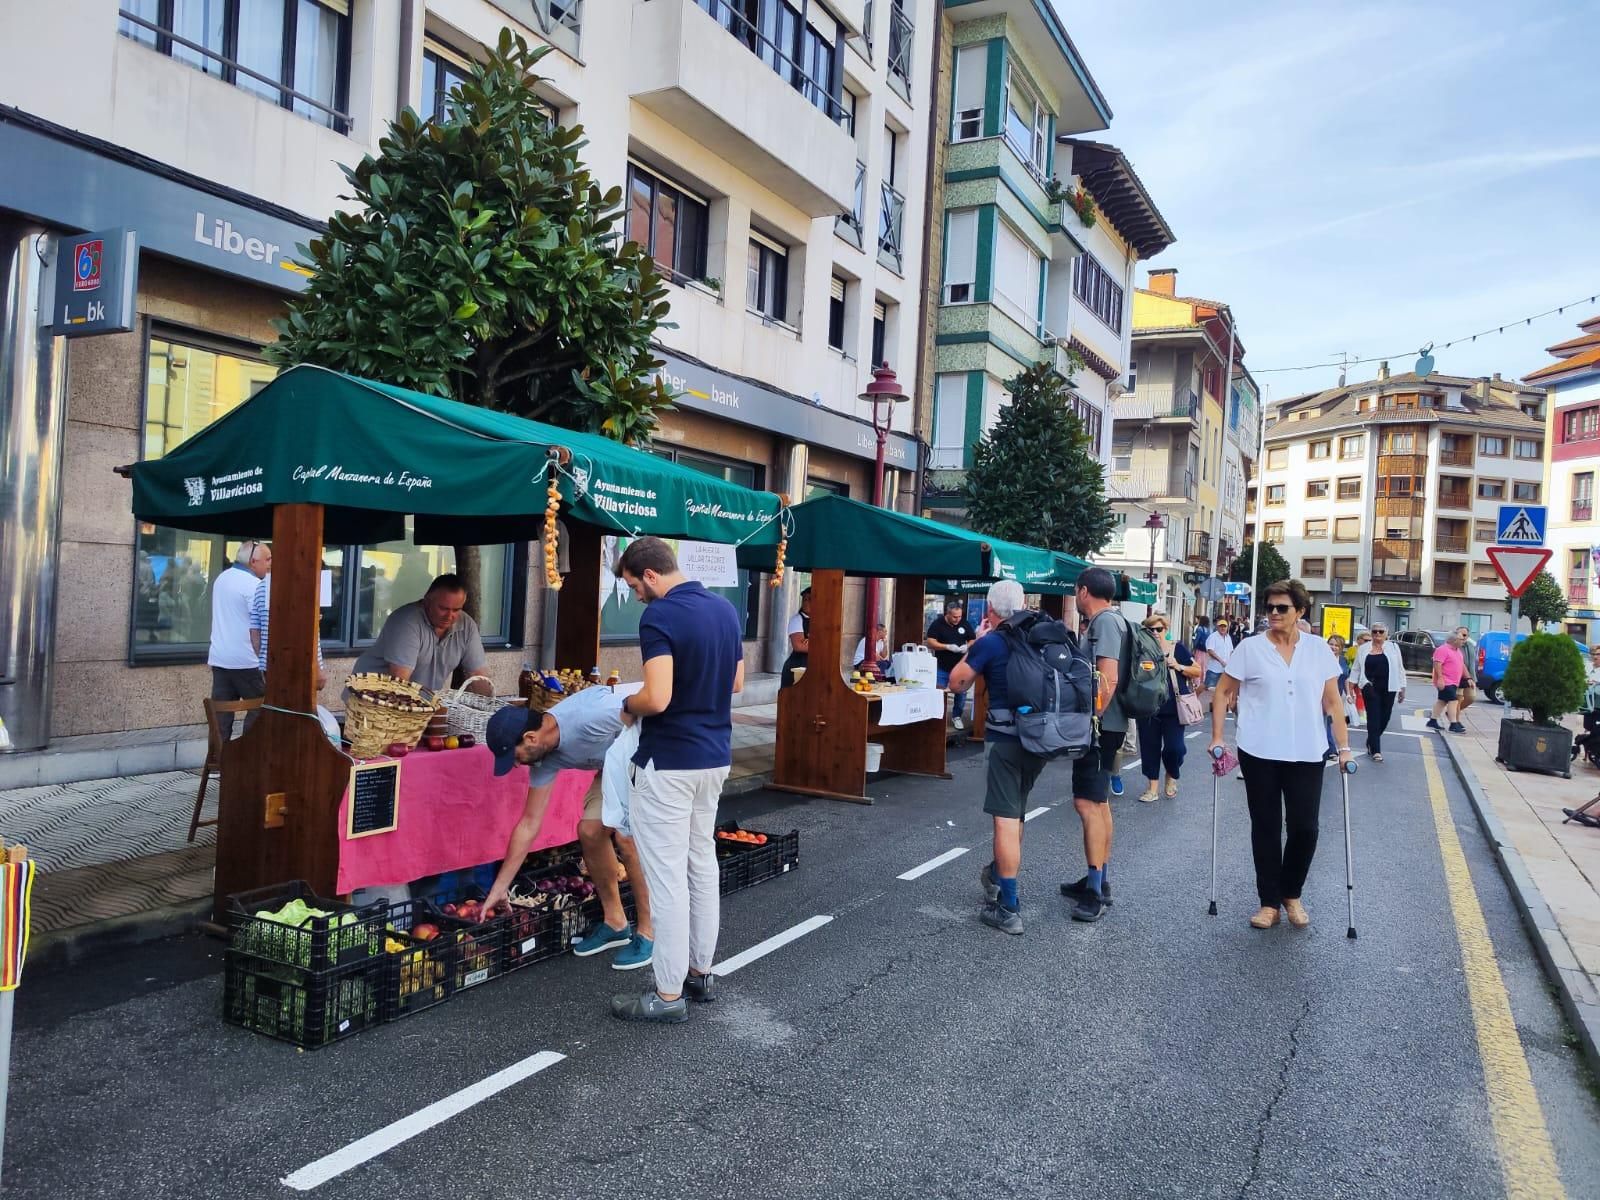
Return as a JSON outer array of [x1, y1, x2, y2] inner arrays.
[[1351, 624, 1406, 762]]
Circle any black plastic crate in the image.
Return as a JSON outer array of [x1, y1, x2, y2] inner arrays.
[[223, 951, 381, 1049], [423, 905, 508, 991], [378, 929, 454, 1021], [502, 901, 566, 971], [227, 881, 387, 972], [743, 830, 800, 887], [718, 852, 749, 896]]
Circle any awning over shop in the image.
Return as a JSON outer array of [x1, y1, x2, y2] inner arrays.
[[742, 493, 1063, 583], [1122, 577, 1159, 604], [128, 364, 785, 548]]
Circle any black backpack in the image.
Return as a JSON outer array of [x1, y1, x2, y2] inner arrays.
[[991, 611, 1095, 760], [1113, 612, 1171, 720]]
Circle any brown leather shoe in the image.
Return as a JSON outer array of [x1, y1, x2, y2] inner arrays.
[[1283, 898, 1310, 928], [1249, 906, 1281, 929]]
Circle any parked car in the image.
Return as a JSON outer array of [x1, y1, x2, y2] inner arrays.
[[1396, 629, 1453, 673], [1477, 631, 1591, 703]]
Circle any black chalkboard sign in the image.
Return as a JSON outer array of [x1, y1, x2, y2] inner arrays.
[[347, 760, 401, 839]]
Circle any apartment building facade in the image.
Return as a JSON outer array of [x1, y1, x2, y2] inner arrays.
[[0, 0, 934, 749], [1097, 269, 1244, 627], [1260, 366, 1547, 634], [918, 0, 1118, 516], [1524, 314, 1600, 642]]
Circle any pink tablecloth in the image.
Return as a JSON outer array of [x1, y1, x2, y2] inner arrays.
[[336, 744, 596, 893]]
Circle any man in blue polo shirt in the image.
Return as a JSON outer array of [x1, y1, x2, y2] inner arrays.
[[611, 537, 743, 1023]]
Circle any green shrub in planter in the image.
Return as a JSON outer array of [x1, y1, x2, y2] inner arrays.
[[1502, 632, 1587, 725]]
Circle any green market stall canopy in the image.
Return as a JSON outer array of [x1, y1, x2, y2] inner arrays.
[[127, 365, 786, 548], [740, 493, 1064, 584]]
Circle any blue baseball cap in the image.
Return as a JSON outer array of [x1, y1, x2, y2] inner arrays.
[[486, 706, 542, 776]]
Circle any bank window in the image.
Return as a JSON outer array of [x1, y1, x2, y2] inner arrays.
[[932, 375, 967, 469], [1339, 434, 1364, 459], [943, 209, 978, 304], [119, 0, 352, 133], [602, 449, 762, 644], [1477, 478, 1506, 500], [747, 232, 790, 324], [1306, 479, 1329, 499], [1266, 484, 1285, 506], [1337, 477, 1361, 500], [133, 329, 519, 661], [1263, 522, 1284, 543], [1333, 517, 1360, 542], [1513, 481, 1540, 502], [828, 275, 850, 353], [1514, 437, 1542, 459], [628, 162, 710, 287], [1266, 446, 1287, 470]]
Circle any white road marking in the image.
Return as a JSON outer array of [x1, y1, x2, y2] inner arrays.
[[282, 1051, 567, 1190], [1023, 806, 1051, 821], [714, 915, 833, 976], [897, 847, 970, 880]]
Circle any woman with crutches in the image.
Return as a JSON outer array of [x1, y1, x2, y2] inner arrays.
[[1208, 579, 1354, 930]]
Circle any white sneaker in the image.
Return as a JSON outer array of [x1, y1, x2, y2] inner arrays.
[[951, 715, 965, 731]]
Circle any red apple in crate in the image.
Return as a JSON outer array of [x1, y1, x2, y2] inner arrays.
[[412, 923, 440, 942]]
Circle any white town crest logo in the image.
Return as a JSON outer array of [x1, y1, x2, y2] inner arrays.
[[184, 476, 206, 507]]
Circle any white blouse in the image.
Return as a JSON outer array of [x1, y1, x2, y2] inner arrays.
[[1225, 632, 1342, 764]]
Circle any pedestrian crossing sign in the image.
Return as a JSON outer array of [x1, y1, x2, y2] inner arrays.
[[1496, 505, 1546, 546]]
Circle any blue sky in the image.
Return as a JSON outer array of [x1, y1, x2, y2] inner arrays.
[[1063, 0, 1600, 404]]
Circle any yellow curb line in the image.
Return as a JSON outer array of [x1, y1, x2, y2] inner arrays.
[[1420, 739, 1566, 1199]]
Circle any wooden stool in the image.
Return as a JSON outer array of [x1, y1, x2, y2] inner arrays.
[[189, 697, 263, 843]]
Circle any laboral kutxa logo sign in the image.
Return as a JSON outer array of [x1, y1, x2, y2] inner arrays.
[[72, 238, 103, 292]]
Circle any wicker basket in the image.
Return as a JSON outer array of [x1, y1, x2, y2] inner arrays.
[[526, 676, 598, 711], [441, 676, 505, 740], [343, 673, 436, 759]]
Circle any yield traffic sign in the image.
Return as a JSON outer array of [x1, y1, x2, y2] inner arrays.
[[1485, 545, 1552, 597]]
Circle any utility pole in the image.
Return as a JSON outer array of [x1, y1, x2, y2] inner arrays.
[[1248, 381, 1269, 628], [1204, 308, 1237, 619]]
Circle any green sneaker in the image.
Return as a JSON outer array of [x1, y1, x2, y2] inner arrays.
[[573, 921, 631, 957], [611, 933, 654, 971]]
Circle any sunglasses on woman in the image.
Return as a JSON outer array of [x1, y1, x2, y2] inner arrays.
[[1264, 603, 1294, 615]]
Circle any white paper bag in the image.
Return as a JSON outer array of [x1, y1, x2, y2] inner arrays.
[[601, 721, 642, 836], [890, 643, 938, 687]]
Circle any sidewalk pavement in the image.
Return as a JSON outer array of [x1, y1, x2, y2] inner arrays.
[[1436, 694, 1600, 1070], [0, 703, 780, 957]]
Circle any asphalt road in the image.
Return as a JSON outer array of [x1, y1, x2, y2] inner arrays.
[[9, 700, 1600, 1199]]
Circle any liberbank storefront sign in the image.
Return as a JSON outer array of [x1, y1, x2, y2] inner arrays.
[[652, 349, 921, 469], [0, 109, 319, 294]]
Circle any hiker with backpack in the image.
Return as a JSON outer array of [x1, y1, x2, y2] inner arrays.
[[947, 579, 1094, 936], [1059, 567, 1170, 921]]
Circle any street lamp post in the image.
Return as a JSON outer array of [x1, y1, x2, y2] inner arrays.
[[859, 362, 909, 636], [1144, 510, 1165, 619]]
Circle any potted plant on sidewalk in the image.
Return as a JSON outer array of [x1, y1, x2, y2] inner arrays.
[[1496, 632, 1587, 777]]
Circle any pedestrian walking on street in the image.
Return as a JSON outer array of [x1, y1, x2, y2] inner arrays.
[[1058, 567, 1127, 922], [208, 539, 271, 740], [1209, 579, 1353, 930], [1428, 631, 1468, 733], [1351, 624, 1405, 762], [926, 598, 974, 731], [1455, 626, 1479, 716], [610, 538, 743, 1023], [1324, 635, 1352, 760], [947, 580, 1051, 935], [1134, 613, 1201, 803], [1203, 618, 1234, 693]]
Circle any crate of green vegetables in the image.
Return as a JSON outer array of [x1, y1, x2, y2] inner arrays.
[[227, 881, 387, 972], [222, 951, 381, 1049]]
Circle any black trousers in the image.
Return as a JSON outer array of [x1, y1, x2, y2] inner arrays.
[[1362, 685, 1396, 754], [1238, 749, 1324, 908]]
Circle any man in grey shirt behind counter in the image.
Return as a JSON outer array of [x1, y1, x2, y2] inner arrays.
[[350, 573, 492, 694]]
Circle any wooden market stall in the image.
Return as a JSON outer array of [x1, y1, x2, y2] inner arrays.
[[124, 365, 787, 917], [741, 495, 1067, 803]]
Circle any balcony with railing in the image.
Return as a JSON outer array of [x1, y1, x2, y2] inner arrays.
[[836, 160, 866, 248], [1436, 487, 1473, 511], [1439, 444, 1475, 468], [1152, 387, 1201, 423], [1434, 564, 1467, 596], [1434, 520, 1469, 555], [1375, 495, 1426, 518], [1568, 577, 1589, 603], [1186, 531, 1212, 565], [1574, 499, 1594, 522], [878, 181, 905, 273], [1108, 468, 1197, 509], [886, 1, 913, 97], [632, 0, 856, 216]]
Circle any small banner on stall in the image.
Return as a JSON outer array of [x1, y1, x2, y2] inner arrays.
[[676, 540, 738, 588], [0, 856, 36, 991]]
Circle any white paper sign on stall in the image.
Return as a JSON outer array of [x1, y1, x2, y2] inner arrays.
[[676, 541, 738, 588]]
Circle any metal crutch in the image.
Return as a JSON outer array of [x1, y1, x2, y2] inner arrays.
[[1208, 745, 1225, 916], [1340, 757, 1359, 939]]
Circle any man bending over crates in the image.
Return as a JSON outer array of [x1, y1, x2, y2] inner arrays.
[[481, 690, 655, 972]]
